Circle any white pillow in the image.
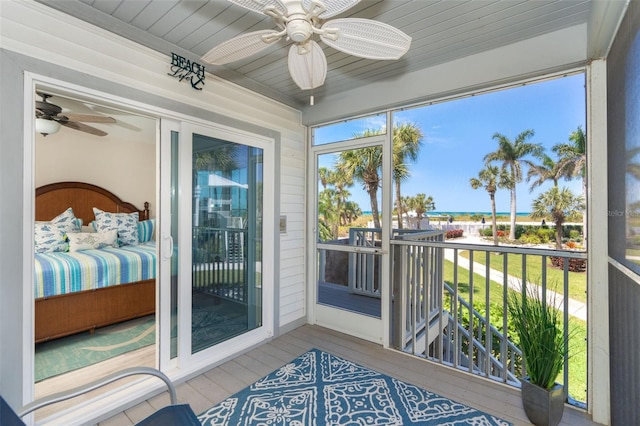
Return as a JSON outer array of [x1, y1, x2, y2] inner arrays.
[[93, 207, 139, 246], [33, 207, 81, 253], [67, 230, 118, 252], [50, 207, 82, 232], [34, 223, 68, 253]]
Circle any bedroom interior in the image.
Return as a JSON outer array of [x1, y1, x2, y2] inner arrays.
[[32, 89, 159, 402]]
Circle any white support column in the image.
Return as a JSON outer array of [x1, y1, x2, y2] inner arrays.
[[586, 59, 610, 425]]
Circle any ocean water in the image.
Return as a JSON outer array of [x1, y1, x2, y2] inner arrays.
[[362, 211, 531, 216]]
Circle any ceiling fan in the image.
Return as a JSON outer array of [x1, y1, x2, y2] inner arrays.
[[35, 93, 116, 137], [202, 0, 412, 92]]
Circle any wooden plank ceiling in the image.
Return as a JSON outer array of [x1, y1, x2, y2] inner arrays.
[[36, 0, 596, 108]]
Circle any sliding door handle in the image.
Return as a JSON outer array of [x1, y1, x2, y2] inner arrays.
[[162, 235, 174, 260]]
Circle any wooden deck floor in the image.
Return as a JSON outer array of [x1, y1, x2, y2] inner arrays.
[[95, 324, 598, 426], [318, 281, 381, 317]]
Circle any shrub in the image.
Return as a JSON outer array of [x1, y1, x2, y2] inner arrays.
[[562, 224, 582, 238], [446, 300, 523, 378], [482, 227, 494, 237], [569, 229, 580, 240], [537, 228, 555, 243], [445, 229, 464, 239], [550, 256, 587, 272], [520, 233, 542, 245], [514, 224, 527, 239]]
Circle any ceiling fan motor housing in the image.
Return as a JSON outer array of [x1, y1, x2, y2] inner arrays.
[[287, 18, 312, 43]]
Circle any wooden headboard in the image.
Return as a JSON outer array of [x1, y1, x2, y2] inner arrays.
[[35, 181, 150, 224]]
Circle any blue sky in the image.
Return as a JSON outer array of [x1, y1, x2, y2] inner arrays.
[[315, 74, 586, 214]]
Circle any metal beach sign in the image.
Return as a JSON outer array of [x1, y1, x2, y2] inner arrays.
[[168, 53, 205, 90]]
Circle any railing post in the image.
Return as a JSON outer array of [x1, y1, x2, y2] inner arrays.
[[391, 243, 404, 349], [348, 228, 356, 294], [318, 248, 326, 283]]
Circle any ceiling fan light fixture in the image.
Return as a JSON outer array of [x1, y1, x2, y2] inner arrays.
[[35, 118, 61, 136]]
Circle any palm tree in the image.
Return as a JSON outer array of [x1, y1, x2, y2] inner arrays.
[[406, 193, 435, 229], [342, 201, 362, 224], [484, 129, 543, 240], [317, 167, 355, 234], [193, 146, 237, 173], [332, 174, 353, 225], [393, 123, 423, 229], [553, 126, 587, 240], [399, 195, 412, 226], [318, 188, 340, 240], [318, 166, 332, 190], [337, 146, 383, 228], [554, 126, 586, 182], [470, 165, 510, 245], [525, 153, 566, 191], [530, 186, 584, 249]]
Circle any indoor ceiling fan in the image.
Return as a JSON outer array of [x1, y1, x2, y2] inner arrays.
[[35, 93, 116, 137], [202, 0, 412, 93]]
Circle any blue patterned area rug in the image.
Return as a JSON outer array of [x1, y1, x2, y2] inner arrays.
[[198, 348, 511, 425]]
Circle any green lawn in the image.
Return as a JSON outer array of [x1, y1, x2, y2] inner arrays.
[[443, 259, 587, 404], [627, 248, 640, 257], [459, 251, 587, 303], [443, 259, 508, 307]]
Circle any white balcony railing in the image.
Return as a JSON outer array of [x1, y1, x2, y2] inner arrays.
[[316, 226, 587, 408], [390, 237, 588, 408]]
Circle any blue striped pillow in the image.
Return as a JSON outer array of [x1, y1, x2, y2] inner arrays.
[[138, 219, 155, 243]]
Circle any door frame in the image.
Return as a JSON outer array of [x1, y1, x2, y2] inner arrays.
[[23, 74, 277, 422], [307, 113, 393, 346], [165, 120, 276, 371]]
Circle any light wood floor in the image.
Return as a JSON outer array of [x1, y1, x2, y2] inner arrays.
[[87, 324, 599, 426]]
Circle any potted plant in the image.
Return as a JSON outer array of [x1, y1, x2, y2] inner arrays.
[[507, 284, 569, 426]]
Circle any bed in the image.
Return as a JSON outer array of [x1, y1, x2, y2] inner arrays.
[[34, 181, 156, 343]]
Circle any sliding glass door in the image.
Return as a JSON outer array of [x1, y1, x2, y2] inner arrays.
[[190, 134, 263, 353], [160, 120, 272, 369]]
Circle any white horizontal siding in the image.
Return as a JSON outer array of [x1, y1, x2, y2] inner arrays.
[[277, 128, 307, 330]]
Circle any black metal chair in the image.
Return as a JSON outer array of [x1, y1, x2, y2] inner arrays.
[[2, 367, 200, 425]]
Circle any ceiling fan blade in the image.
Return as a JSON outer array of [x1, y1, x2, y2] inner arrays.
[[302, 0, 360, 19], [36, 100, 63, 116], [287, 40, 327, 90], [61, 120, 108, 137], [229, 0, 286, 15], [202, 30, 282, 65], [64, 113, 116, 123], [320, 18, 411, 60]]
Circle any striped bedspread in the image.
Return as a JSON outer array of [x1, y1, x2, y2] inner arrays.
[[34, 242, 156, 298]]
